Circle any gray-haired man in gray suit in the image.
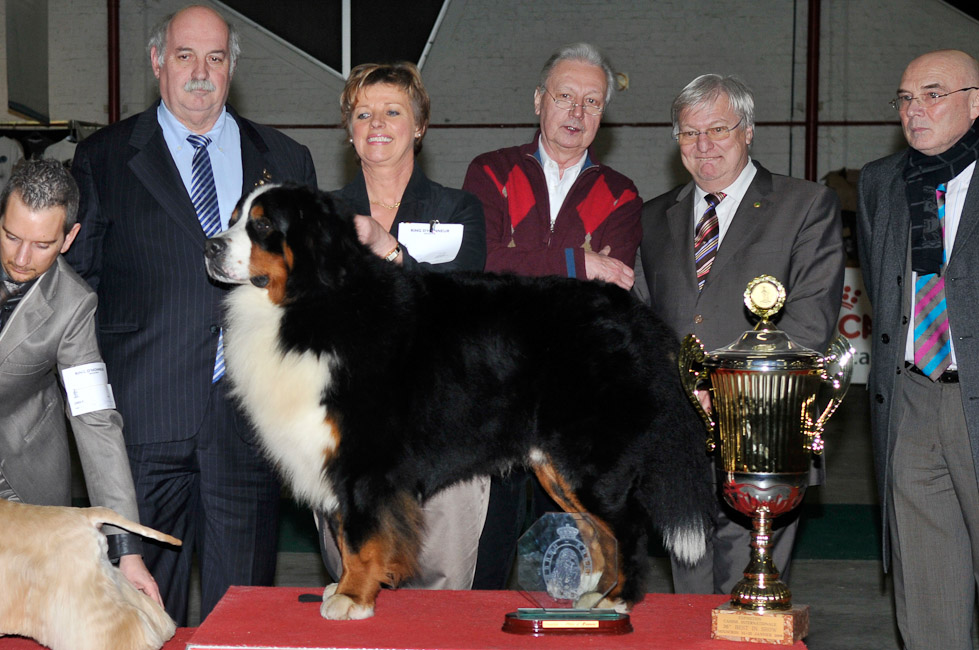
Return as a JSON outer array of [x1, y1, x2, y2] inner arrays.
[[857, 49, 979, 650], [0, 158, 161, 605], [635, 74, 844, 596]]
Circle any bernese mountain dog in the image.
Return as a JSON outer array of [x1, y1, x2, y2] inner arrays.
[[203, 183, 714, 620]]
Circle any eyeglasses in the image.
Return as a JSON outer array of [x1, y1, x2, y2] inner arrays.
[[674, 118, 744, 145], [541, 87, 605, 117], [889, 87, 979, 111]]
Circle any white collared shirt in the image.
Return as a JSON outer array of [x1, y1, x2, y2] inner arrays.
[[904, 160, 975, 368], [692, 158, 758, 247], [539, 140, 587, 227], [157, 102, 243, 231]]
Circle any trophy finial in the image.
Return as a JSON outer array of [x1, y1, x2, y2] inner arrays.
[[744, 276, 786, 325]]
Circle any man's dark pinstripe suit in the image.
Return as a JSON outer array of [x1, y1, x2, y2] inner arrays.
[[66, 101, 316, 624]]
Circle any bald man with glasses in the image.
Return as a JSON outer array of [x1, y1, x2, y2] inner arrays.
[[634, 73, 844, 597], [858, 49, 979, 650]]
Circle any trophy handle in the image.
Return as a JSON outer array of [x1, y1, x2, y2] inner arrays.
[[808, 336, 855, 454], [679, 334, 716, 452]]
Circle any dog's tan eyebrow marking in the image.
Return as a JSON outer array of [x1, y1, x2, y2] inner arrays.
[[249, 203, 265, 219]]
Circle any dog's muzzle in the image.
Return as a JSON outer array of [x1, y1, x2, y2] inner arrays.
[[204, 237, 227, 261], [204, 231, 251, 285]]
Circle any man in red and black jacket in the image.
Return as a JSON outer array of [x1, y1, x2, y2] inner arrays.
[[463, 42, 642, 589]]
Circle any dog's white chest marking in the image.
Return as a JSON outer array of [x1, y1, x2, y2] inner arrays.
[[224, 287, 340, 512]]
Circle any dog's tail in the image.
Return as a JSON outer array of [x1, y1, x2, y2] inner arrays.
[[84, 507, 182, 547], [639, 380, 716, 567]]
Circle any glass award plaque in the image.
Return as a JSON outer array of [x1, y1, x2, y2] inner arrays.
[[502, 512, 632, 636]]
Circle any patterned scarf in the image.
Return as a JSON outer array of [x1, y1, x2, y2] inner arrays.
[[904, 118, 979, 274]]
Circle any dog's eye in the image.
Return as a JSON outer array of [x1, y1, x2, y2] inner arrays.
[[250, 218, 272, 236]]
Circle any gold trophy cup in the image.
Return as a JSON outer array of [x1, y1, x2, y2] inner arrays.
[[679, 276, 852, 645]]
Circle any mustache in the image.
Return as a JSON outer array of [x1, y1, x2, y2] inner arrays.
[[183, 79, 216, 92]]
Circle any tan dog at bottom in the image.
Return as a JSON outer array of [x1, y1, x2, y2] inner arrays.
[[0, 499, 181, 650]]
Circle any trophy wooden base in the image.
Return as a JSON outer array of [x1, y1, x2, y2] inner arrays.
[[710, 602, 809, 645], [503, 608, 633, 636]]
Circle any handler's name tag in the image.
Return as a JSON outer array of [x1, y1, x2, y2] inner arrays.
[[397, 222, 463, 264], [61, 362, 116, 416]]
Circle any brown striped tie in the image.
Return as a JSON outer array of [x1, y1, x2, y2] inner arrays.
[[694, 192, 725, 290]]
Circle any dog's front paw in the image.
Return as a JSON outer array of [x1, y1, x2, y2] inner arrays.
[[573, 591, 631, 613], [601, 597, 630, 614], [574, 591, 604, 609], [320, 587, 374, 620]]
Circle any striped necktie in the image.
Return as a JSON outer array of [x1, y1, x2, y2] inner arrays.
[[694, 192, 725, 291], [912, 184, 951, 380], [187, 134, 225, 382]]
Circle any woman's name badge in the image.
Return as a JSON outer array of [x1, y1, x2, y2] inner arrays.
[[397, 222, 463, 264]]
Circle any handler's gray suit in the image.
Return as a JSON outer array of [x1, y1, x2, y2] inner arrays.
[[636, 159, 844, 594], [0, 256, 139, 524], [857, 152, 979, 648]]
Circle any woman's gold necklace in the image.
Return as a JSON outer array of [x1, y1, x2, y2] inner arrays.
[[369, 199, 401, 210]]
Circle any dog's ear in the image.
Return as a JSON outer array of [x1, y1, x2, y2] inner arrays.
[[286, 187, 369, 289]]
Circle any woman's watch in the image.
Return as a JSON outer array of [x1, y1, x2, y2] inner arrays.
[[383, 244, 402, 262]]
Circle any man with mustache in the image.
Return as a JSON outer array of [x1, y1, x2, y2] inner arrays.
[[462, 43, 642, 588], [66, 5, 316, 624]]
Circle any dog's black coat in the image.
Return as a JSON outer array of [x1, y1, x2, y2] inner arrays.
[[211, 184, 714, 610]]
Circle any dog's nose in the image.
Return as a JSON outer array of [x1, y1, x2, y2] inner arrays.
[[204, 238, 226, 260]]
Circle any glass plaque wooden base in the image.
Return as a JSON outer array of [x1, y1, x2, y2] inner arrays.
[[503, 607, 632, 636]]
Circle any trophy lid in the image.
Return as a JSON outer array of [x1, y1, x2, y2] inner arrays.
[[703, 276, 822, 370]]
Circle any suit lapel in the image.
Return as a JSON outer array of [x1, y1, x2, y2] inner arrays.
[[391, 164, 430, 230], [878, 157, 911, 292], [709, 162, 771, 281], [233, 107, 272, 193], [127, 106, 206, 245], [0, 264, 56, 363], [666, 183, 699, 294], [947, 162, 979, 269]]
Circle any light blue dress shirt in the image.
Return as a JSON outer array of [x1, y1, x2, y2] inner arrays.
[[157, 101, 243, 231]]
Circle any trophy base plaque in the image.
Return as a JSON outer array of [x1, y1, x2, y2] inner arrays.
[[503, 608, 632, 636], [710, 602, 809, 645]]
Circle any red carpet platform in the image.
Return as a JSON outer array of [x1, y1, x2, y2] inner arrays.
[[183, 587, 807, 649]]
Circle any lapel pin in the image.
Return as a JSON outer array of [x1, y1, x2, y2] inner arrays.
[[753, 201, 762, 208], [255, 169, 273, 187]]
